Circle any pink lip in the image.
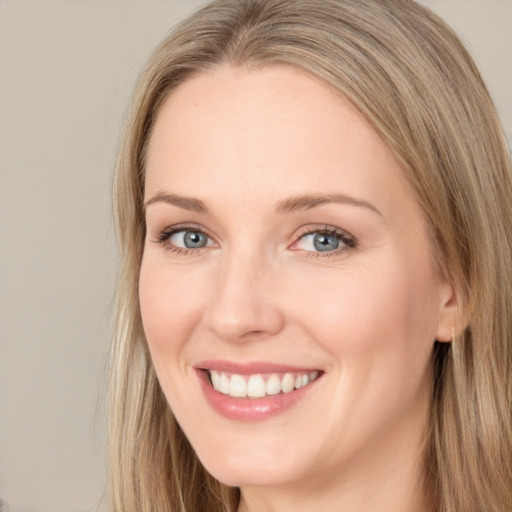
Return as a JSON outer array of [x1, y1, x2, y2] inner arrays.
[[195, 359, 317, 374], [194, 361, 322, 422]]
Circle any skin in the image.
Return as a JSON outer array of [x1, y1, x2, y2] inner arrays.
[[139, 65, 456, 512]]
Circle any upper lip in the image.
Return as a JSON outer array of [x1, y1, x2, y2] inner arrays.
[[195, 360, 321, 374]]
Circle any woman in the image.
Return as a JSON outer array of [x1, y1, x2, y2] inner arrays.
[[108, 0, 512, 511]]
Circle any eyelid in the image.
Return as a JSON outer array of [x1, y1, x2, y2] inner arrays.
[[152, 222, 206, 239], [293, 224, 354, 240]]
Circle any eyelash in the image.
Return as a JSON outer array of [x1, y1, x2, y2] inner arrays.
[[293, 225, 356, 258], [153, 223, 357, 258], [154, 223, 211, 256]]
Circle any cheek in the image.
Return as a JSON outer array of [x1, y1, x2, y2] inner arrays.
[[287, 257, 440, 442], [286, 253, 440, 372], [138, 258, 208, 417], [138, 258, 206, 359]]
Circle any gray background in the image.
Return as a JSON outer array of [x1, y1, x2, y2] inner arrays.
[[0, 1, 510, 511]]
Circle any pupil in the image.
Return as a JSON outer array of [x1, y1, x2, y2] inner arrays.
[[313, 233, 339, 251], [184, 231, 206, 248]]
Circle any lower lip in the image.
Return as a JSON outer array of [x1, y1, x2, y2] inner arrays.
[[196, 370, 319, 422]]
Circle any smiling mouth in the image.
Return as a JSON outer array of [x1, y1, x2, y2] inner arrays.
[[207, 369, 321, 399]]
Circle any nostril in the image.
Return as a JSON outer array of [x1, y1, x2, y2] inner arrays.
[[239, 330, 268, 340]]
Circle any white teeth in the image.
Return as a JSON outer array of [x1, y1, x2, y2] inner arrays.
[[266, 374, 281, 395], [211, 370, 221, 390], [247, 374, 266, 398], [219, 372, 230, 395], [230, 374, 247, 397], [281, 373, 295, 393], [208, 369, 320, 398]]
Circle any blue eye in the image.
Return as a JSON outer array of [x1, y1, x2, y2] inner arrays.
[[313, 233, 341, 251], [294, 228, 355, 254], [155, 226, 214, 252], [169, 230, 212, 249]]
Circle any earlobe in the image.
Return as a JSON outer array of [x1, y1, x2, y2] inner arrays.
[[436, 325, 455, 343], [435, 281, 465, 343], [436, 316, 457, 343]]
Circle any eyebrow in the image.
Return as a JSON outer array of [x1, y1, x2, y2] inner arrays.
[[275, 193, 382, 216], [144, 192, 208, 213], [144, 191, 382, 217]]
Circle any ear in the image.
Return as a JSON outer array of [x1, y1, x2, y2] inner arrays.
[[435, 280, 465, 342]]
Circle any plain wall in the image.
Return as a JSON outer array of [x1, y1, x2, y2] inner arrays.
[[0, 1, 510, 511]]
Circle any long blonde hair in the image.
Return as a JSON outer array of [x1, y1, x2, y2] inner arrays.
[[109, 1, 512, 510]]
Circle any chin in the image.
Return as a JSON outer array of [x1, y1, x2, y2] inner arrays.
[[189, 429, 312, 488], [202, 456, 303, 488]]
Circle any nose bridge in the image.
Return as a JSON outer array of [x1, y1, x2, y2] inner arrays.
[[203, 244, 284, 342]]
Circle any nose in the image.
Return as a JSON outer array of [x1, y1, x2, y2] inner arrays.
[[203, 251, 285, 343]]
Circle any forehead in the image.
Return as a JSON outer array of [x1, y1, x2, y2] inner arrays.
[[144, 65, 415, 221]]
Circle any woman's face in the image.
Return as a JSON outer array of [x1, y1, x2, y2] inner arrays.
[[140, 66, 454, 493]]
